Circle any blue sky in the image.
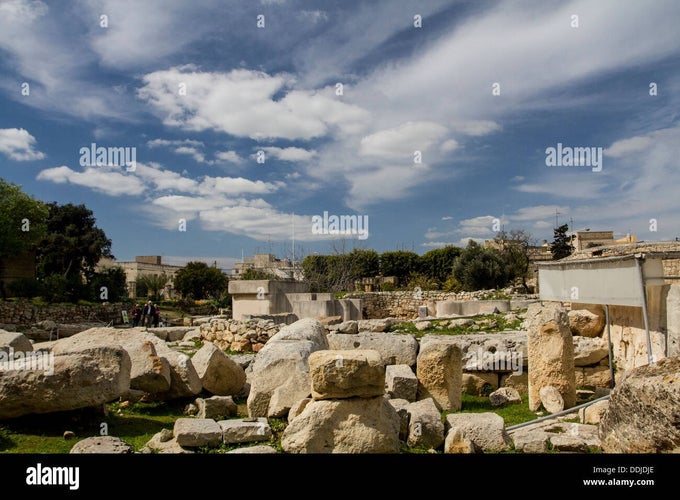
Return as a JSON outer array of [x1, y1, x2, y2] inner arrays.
[[1, 0, 680, 272]]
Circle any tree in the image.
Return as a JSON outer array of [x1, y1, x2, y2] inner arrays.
[[0, 179, 49, 299], [379, 250, 420, 286], [348, 248, 380, 279], [495, 229, 535, 292], [452, 240, 509, 291], [419, 246, 462, 287], [36, 202, 113, 281], [0, 179, 48, 260], [550, 224, 573, 260], [173, 261, 228, 300], [89, 266, 128, 302], [136, 273, 169, 301]]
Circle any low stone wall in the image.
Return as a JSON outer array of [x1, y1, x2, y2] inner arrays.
[[342, 290, 536, 320], [199, 318, 281, 353], [0, 300, 125, 326]]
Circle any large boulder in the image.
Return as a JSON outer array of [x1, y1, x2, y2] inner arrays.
[[280, 397, 401, 453], [526, 302, 576, 411], [247, 318, 328, 418], [126, 340, 171, 393], [326, 331, 418, 367], [0, 343, 130, 419], [45, 327, 201, 399], [308, 349, 385, 399], [0, 330, 33, 354], [568, 305, 605, 338], [191, 342, 246, 396], [599, 356, 680, 453], [416, 341, 462, 411]]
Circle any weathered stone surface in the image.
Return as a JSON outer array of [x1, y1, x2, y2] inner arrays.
[[573, 336, 609, 366], [0, 344, 130, 419], [159, 351, 203, 399], [142, 432, 194, 454], [445, 412, 511, 452], [575, 365, 612, 390], [568, 306, 605, 338], [173, 418, 223, 448], [385, 364, 418, 402], [0, 330, 33, 354], [69, 436, 135, 454], [579, 399, 609, 425], [326, 331, 418, 367], [127, 340, 171, 393], [416, 341, 462, 411], [461, 372, 499, 396], [444, 427, 478, 454], [281, 397, 401, 453], [195, 395, 238, 420], [219, 418, 272, 444], [247, 318, 327, 418], [387, 398, 410, 442], [405, 398, 445, 450], [288, 398, 312, 423], [337, 321, 358, 334], [226, 445, 278, 454], [191, 342, 246, 396], [308, 349, 385, 400], [599, 356, 680, 453], [500, 371, 528, 394], [539, 385, 565, 414], [526, 302, 576, 411], [489, 387, 522, 407]]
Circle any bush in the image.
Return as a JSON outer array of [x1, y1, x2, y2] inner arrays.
[[39, 274, 83, 303], [6, 277, 40, 298], [442, 276, 462, 293]]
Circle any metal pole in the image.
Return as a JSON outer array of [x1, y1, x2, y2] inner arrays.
[[605, 304, 615, 389], [635, 254, 654, 365], [505, 394, 611, 432]]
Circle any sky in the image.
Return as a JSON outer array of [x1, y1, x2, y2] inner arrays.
[[1, 0, 680, 273]]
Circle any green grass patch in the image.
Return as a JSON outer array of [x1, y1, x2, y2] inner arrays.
[[0, 399, 188, 454], [393, 311, 524, 339], [445, 393, 540, 428]]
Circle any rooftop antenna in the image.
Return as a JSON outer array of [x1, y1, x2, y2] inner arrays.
[[555, 209, 561, 228]]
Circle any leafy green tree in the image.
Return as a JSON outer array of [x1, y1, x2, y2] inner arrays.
[[36, 202, 113, 281], [348, 248, 380, 279], [88, 266, 128, 302], [550, 224, 573, 260], [301, 254, 331, 292], [136, 273, 169, 301], [495, 229, 535, 292], [0, 178, 48, 261], [419, 246, 462, 287], [452, 240, 509, 291], [379, 250, 420, 285], [174, 261, 228, 300]]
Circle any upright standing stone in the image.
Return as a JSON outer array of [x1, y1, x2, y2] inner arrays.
[[526, 302, 577, 411], [416, 341, 462, 411]]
